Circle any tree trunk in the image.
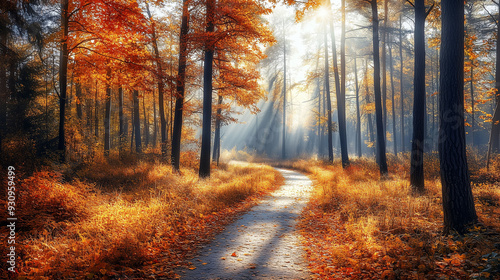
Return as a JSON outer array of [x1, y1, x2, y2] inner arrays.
[[146, 3, 166, 155], [213, 95, 223, 165], [365, 59, 375, 152], [371, 0, 388, 175], [354, 56, 362, 157], [488, 2, 500, 156], [399, 13, 405, 154], [143, 93, 149, 148], [119, 86, 125, 155], [410, 0, 426, 193], [76, 83, 83, 120], [94, 81, 99, 138], [389, 38, 397, 155], [282, 29, 287, 160], [104, 69, 111, 157], [439, 0, 477, 234], [171, 0, 190, 171], [199, 0, 215, 178], [382, 0, 388, 138], [58, 0, 69, 161], [133, 89, 142, 153], [324, 24, 334, 162], [338, 0, 350, 167]]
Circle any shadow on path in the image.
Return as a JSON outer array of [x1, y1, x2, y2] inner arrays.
[[177, 168, 313, 279]]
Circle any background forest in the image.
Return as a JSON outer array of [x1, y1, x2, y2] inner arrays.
[[2, 0, 500, 278]]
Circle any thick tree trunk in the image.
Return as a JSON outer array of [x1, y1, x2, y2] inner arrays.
[[171, 0, 190, 171], [371, 0, 388, 175], [354, 56, 362, 158], [439, 0, 477, 234], [410, 0, 426, 193], [199, 0, 215, 178], [338, 0, 350, 167], [58, 0, 69, 161], [324, 25, 334, 162], [133, 89, 142, 153]]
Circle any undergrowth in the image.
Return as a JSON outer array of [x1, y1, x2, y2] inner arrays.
[[0, 156, 282, 279], [294, 156, 500, 279]]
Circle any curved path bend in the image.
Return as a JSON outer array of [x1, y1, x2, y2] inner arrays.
[[178, 168, 313, 280]]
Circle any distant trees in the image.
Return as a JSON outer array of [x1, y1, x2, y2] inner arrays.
[[439, 0, 477, 233]]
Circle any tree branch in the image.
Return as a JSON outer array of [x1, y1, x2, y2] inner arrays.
[[425, 2, 435, 18], [406, 0, 415, 8]]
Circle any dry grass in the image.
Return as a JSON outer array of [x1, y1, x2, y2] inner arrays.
[[1, 156, 283, 279], [294, 157, 500, 279]]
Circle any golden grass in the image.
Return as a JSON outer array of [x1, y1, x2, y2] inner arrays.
[[294, 157, 500, 279], [4, 157, 282, 279]]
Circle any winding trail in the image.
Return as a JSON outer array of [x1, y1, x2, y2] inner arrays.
[[178, 168, 313, 279]]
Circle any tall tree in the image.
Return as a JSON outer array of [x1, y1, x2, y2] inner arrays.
[[338, 0, 350, 167], [487, 1, 500, 169], [199, 0, 216, 178], [58, 0, 69, 161], [324, 22, 334, 162], [369, 0, 388, 175], [133, 89, 142, 153], [171, 0, 190, 171], [409, 0, 434, 193], [282, 26, 287, 160], [354, 55, 362, 157], [104, 68, 111, 157], [439, 0, 477, 234], [145, 3, 167, 158]]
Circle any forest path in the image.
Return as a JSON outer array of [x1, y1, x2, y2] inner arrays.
[[177, 167, 313, 279]]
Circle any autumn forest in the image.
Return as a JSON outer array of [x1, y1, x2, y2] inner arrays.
[[2, 0, 500, 278]]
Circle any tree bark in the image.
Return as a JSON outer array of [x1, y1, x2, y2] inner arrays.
[[212, 95, 222, 165], [371, 0, 388, 175], [410, 0, 426, 193], [399, 13, 405, 154], [76, 83, 83, 120], [488, 2, 500, 156], [119, 86, 125, 155], [338, 0, 350, 167], [143, 93, 149, 147], [439, 0, 477, 234], [354, 56, 362, 157], [133, 89, 142, 153], [324, 24, 334, 162], [389, 38, 397, 155], [199, 0, 215, 178], [145, 3, 166, 155], [58, 0, 69, 161], [171, 0, 190, 171], [104, 69, 111, 157], [282, 28, 287, 160]]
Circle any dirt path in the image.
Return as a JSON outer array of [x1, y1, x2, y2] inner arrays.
[[177, 168, 313, 279]]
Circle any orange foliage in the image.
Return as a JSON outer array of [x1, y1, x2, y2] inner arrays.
[[1, 160, 282, 279]]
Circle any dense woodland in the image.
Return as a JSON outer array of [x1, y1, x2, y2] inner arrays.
[[2, 0, 500, 278]]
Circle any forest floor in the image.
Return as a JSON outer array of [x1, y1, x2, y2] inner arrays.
[[2, 156, 285, 279], [177, 167, 313, 279], [284, 156, 500, 279]]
